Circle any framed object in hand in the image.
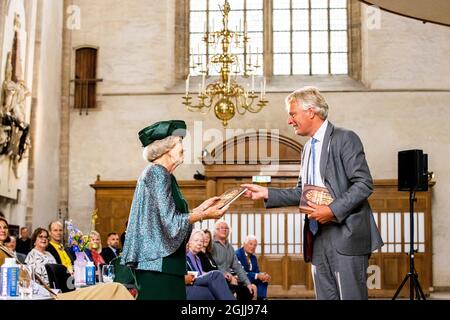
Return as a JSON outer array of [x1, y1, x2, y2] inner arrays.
[[299, 184, 333, 214]]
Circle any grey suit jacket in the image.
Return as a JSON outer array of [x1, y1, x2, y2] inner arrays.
[[266, 122, 383, 256]]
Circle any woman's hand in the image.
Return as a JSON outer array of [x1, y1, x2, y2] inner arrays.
[[184, 274, 195, 285], [193, 196, 220, 215], [203, 203, 229, 220], [189, 196, 229, 224]]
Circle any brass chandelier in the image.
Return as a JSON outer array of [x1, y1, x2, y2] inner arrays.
[[182, 0, 268, 127]]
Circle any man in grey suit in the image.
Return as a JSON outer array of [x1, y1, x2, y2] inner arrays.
[[242, 86, 383, 300]]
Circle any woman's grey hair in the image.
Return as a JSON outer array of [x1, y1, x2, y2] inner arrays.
[[142, 135, 182, 162], [285, 86, 329, 119], [188, 228, 205, 243]]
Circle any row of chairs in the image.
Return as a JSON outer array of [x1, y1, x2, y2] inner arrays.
[[45, 263, 74, 293], [45, 259, 138, 295]]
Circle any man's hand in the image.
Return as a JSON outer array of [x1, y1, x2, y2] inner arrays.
[[247, 284, 257, 298], [241, 184, 268, 200], [257, 272, 271, 283], [306, 201, 336, 224], [224, 272, 238, 285]]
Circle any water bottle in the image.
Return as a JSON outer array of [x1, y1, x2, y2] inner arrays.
[[85, 261, 96, 285], [74, 252, 87, 287], [1, 258, 20, 297]]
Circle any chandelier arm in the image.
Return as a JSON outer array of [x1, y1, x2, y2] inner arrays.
[[235, 96, 247, 115], [247, 106, 264, 113]]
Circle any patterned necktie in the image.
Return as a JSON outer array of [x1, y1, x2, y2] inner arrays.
[[309, 138, 319, 235], [246, 254, 252, 271]]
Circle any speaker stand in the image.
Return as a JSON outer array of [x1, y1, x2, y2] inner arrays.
[[392, 190, 426, 300]]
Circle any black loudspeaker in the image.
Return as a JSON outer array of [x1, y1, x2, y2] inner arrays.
[[398, 149, 428, 191]]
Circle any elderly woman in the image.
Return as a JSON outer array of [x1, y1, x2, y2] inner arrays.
[[25, 228, 57, 285], [121, 120, 229, 300], [185, 229, 235, 300]]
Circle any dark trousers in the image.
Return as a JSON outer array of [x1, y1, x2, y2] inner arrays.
[[186, 286, 214, 300], [189, 270, 236, 300], [233, 283, 253, 301], [251, 279, 268, 299]]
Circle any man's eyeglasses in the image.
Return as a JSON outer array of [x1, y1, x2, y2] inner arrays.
[[216, 227, 229, 230]]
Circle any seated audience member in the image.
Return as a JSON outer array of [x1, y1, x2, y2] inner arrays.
[[4, 235, 27, 264], [0, 217, 11, 265], [25, 228, 57, 285], [47, 220, 74, 273], [0, 218, 133, 300], [236, 235, 271, 300], [101, 232, 121, 264], [88, 230, 105, 268], [197, 228, 218, 272], [212, 220, 256, 300], [185, 229, 235, 300], [16, 226, 32, 255]]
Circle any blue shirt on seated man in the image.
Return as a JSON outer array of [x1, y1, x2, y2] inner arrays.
[[235, 235, 271, 300]]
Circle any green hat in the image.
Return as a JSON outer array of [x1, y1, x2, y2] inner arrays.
[[138, 120, 187, 147]]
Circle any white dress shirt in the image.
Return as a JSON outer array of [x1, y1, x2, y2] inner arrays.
[[301, 120, 329, 188]]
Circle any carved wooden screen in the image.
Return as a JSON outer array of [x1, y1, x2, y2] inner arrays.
[[74, 47, 98, 110]]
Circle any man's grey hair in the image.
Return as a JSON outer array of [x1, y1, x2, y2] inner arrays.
[[243, 234, 257, 245], [285, 86, 329, 120], [214, 220, 230, 237], [142, 135, 182, 162]]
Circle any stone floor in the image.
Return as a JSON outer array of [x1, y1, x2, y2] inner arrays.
[[428, 291, 450, 300]]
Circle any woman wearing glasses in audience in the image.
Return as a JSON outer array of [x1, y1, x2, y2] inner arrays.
[[25, 228, 57, 285]]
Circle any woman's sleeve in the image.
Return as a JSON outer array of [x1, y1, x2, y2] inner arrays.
[[144, 166, 191, 244], [123, 165, 191, 262]]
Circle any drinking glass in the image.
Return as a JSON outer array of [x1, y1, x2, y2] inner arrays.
[[18, 265, 33, 299], [102, 264, 115, 283]]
